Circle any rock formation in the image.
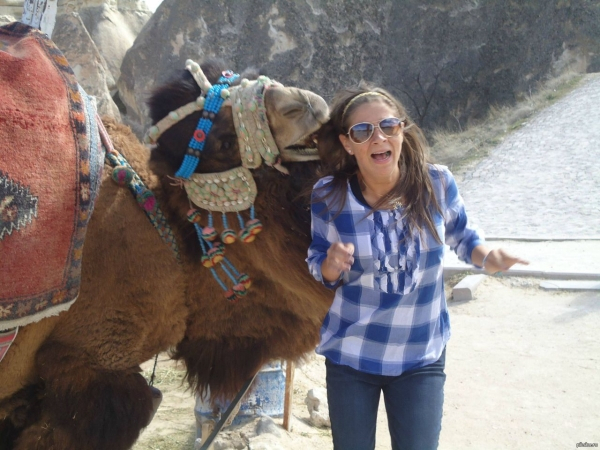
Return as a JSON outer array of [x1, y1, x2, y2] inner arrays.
[[3, 0, 600, 142], [118, 0, 600, 135], [0, 0, 22, 23], [0, 0, 154, 118]]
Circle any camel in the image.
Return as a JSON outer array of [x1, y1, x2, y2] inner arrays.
[[0, 23, 332, 449]]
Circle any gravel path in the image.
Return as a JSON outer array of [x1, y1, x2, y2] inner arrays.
[[457, 73, 600, 239]]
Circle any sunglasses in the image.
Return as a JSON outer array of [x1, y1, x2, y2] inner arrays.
[[346, 117, 405, 144]]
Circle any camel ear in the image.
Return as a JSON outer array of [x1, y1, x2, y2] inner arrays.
[[316, 120, 344, 162], [239, 66, 261, 80]]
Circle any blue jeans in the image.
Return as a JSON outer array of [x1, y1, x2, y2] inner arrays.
[[325, 348, 446, 450]]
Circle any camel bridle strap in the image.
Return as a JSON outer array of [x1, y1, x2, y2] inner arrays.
[[144, 60, 234, 148], [144, 60, 287, 176], [230, 77, 283, 171], [143, 60, 292, 303]]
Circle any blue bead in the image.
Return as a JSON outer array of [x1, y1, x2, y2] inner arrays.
[[176, 82, 232, 176]]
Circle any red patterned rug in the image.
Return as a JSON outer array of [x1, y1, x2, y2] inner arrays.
[[0, 23, 103, 329]]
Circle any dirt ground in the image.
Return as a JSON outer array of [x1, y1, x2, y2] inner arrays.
[[133, 276, 599, 450]]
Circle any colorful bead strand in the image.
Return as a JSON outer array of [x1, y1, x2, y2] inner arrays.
[[175, 72, 239, 179]]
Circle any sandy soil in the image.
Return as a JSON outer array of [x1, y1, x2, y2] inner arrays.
[[134, 276, 599, 449]]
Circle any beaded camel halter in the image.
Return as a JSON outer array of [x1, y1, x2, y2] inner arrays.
[[144, 60, 287, 302]]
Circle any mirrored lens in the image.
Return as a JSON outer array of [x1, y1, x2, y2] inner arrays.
[[347, 117, 403, 144], [349, 122, 374, 144], [379, 118, 402, 137]]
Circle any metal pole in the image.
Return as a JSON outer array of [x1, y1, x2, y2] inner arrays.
[[198, 373, 259, 450]]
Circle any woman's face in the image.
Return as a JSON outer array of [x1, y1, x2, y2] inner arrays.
[[338, 99, 404, 185]]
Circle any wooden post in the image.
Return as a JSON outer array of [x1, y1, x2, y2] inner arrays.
[[282, 360, 295, 431], [200, 420, 216, 450]]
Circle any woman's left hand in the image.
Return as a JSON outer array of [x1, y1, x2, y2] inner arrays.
[[483, 248, 529, 274]]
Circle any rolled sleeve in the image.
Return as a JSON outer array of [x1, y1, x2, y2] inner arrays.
[[440, 168, 484, 265], [306, 179, 342, 289]]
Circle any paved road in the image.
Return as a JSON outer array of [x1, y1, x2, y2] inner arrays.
[[456, 73, 600, 239], [440, 75, 600, 450]]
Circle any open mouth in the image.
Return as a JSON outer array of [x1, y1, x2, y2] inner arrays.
[[280, 132, 319, 162], [371, 151, 392, 161]]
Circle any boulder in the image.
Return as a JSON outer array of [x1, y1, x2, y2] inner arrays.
[[305, 387, 330, 428], [118, 0, 600, 136], [51, 12, 120, 118], [76, 1, 153, 92], [0, 0, 23, 22], [2, 0, 153, 118]]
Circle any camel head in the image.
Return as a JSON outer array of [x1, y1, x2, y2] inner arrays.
[[146, 59, 328, 176], [143, 59, 328, 302]]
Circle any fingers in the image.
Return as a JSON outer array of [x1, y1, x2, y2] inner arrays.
[[330, 242, 355, 259], [342, 242, 355, 254], [499, 249, 530, 268], [487, 249, 529, 273], [326, 242, 355, 273]]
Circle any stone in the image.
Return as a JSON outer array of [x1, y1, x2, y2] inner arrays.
[[5, 0, 600, 151], [540, 280, 600, 291], [244, 434, 283, 450], [78, 3, 151, 91], [117, 0, 600, 137], [0, 0, 23, 21], [305, 387, 330, 428], [1, 0, 152, 119], [452, 274, 487, 301], [0, 14, 15, 25], [51, 12, 120, 118], [255, 414, 281, 437], [212, 436, 246, 450]]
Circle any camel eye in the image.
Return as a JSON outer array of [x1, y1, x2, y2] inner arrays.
[[219, 135, 237, 153], [281, 102, 305, 118]]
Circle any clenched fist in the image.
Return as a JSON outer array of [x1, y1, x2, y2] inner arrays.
[[321, 242, 355, 283]]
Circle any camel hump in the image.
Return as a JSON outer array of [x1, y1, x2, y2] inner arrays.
[[0, 23, 104, 329]]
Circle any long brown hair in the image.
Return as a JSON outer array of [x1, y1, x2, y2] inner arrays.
[[315, 83, 442, 243]]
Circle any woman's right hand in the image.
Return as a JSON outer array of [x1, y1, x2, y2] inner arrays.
[[321, 242, 355, 282]]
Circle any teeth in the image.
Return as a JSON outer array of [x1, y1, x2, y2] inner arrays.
[[280, 147, 320, 162]]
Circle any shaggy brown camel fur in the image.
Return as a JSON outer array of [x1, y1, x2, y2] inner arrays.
[[0, 59, 332, 449]]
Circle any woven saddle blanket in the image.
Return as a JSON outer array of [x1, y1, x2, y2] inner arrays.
[[0, 23, 104, 329]]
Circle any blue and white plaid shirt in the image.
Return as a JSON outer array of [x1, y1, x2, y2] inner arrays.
[[307, 164, 484, 376]]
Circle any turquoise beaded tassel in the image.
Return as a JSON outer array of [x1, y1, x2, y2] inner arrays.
[[221, 213, 237, 244], [237, 205, 263, 243], [201, 212, 218, 241], [191, 217, 251, 302]]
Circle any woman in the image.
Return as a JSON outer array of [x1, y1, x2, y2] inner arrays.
[[307, 85, 528, 450]]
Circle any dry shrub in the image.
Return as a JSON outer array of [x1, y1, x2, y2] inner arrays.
[[430, 68, 584, 178]]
